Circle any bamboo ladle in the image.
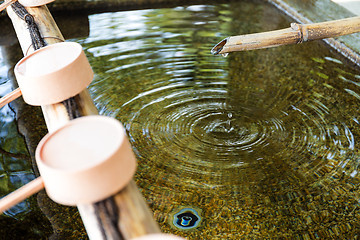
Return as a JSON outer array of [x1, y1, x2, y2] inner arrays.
[[0, 0, 59, 108], [0, 0, 55, 11], [211, 16, 360, 55], [0, 115, 137, 213], [0, 41, 93, 109]]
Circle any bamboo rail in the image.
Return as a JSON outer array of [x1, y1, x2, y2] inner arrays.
[[5, 3, 161, 239], [211, 16, 360, 55]]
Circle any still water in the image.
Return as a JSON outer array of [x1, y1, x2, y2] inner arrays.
[[1, 0, 360, 239]]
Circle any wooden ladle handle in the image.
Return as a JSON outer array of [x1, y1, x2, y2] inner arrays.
[[0, 0, 16, 12], [0, 88, 22, 108], [0, 177, 44, 214]]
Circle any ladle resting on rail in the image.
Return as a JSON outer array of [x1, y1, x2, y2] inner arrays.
[[211, 16, 360, 55]]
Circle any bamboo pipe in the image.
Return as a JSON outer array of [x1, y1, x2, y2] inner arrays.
[[0, 88, 21, 108], [6, 3, 161, 239], [211, 16, 360, 55]]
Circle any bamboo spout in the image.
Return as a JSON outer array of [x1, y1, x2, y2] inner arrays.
[[211, 16, 360, 55]]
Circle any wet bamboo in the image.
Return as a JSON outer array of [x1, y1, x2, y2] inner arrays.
[[6, 4, 160, 239], [211, 16, 360, 55]]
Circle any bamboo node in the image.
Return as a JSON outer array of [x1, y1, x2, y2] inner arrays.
[[291, 23, 308, 43]]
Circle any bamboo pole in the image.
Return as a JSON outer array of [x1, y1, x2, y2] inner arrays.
[[211, 16, 360, 55], [6, 4, 161, 239]]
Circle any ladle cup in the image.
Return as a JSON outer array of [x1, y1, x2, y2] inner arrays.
[[37, 115, 137, 205], [14, 41, 93, 106], [0, 115, 137, 212], [0, 42, 93, 108], [0, 0, 55, 12]]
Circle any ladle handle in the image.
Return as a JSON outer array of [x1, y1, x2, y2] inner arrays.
[[0, 177, 44, 214], [0, 0, 16, 12], [0, 88, 22, 108]]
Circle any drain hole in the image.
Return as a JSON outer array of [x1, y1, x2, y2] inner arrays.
[[173, 208, 201, 230]]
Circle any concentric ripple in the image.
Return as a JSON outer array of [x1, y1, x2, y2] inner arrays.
[[193, 110, 266, 148], [126, 89, 288, 165], [78, 2, 360, 239]]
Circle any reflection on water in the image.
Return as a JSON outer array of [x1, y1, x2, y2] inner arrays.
[[2, 0, 360, 239]]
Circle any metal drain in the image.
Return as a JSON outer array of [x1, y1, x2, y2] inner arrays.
[[172, 207, 201, 230]]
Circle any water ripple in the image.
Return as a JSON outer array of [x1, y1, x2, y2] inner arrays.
[[80, 2, 360, 238]]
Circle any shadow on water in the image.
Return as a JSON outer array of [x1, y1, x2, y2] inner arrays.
[[1, 0, 360, 239]]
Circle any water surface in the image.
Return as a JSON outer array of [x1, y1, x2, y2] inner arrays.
[[1, 0, 360, 239]]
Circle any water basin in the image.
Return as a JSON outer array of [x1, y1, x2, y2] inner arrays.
[[1, 0, 360, 239]]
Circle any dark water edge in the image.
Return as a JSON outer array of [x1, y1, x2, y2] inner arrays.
[[1, 0, 360, 239]]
